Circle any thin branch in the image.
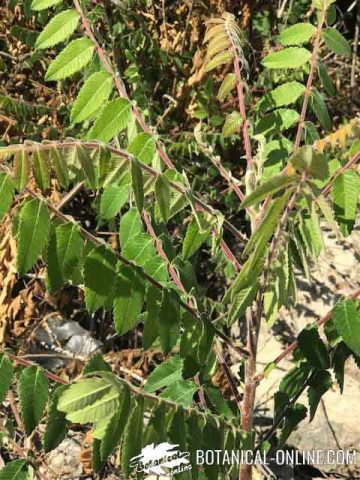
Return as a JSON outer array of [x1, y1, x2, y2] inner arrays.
[[254, 287, 360, 383], [230, 49, 253, 168], [0, 162, 246, 359], [322, 150, 360, 197], [0, 141, 246, 245], [255, 371, 316, 448], [143, 211, 243, 412], [294, 8, 327, 151], [2, 349, 234, 429]]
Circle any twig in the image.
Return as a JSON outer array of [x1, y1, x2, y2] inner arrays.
[[143, 211, 242, 412], [322, 150, 360, 197], [1, 349, 234, 429], [254, 287, 360, 383], [350, 1, 359, 88], [294, 8, 327, 151], [0, 141, 246, 245], [255, 371, 316, 448]]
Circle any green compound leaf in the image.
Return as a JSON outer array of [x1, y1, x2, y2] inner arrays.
[[160, 379, 198, 408], [17, 199, 50, 276], [87, 98, 131, 143], [35, 10, 80, 49], [217, 73, 236, 101], [262, 47, 311, 69], [45, 37, 95, 81], [119, 207, 142, 249], [332, 171, 360, 236], [13, 150, 30, 191], [71, 71, 113, 124], [18, 366, 49, 436]]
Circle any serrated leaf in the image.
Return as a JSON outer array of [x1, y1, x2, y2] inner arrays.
[[46, 222, 84, 292], [84, 245, 117, 312], [317, 61, 335, 96], [100, 386, 131, 461], [160, 379, 197, 408], [240, 174, 297, 209], [155, 174, 171, 222], [17, 199, 50, 276], [182, 214, 211, 260], [18, 366, 48, 436], [0, 354, 13, 404], [332, 342, 352, 393], [121, 397, 144, 478], [50, 147, 69, 188], [122, 232, 156, 266], [279, 365, 310, 398], [32, 148, 50, 190], [100, 185, 129, 220], [58, 377, 120, 424], [228, 285, 257, 325], [244, 189, 293, 259], [332, 171, 360, 236], [45, 37, 94, 81], [310, 89, 331, 131], [0, 460, 28, 480], [113, 266, 145, 335], [333, 300, 360, 357], [205, 50, 233, 72], [87, 98, 131, 142], [259, 81, 305, 111], [307, 371, 332, 421], [159, 289, 180, 354], [130, 157, 144, 214], [43, 385, 69, 452], [298, 327, 330, 369], [280, 403, 307, 444], [0, 173, 14, 222], [144, 355, 183, 393], [128, 133, 156, 165], [264, 281, 280, 327], [217, 73, 236, 101], [222, 111, 243, 137], [71, 71, 113, 124], [35, 10, 79, 49], [322, 27, 351, 56], [13, 150, 30, 191], [262, 47, 311, 69], [119, 208, 142, 249], [31, 0, 62, 10], [279, 23, 316, 46], [255, 108, 299, 136]]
